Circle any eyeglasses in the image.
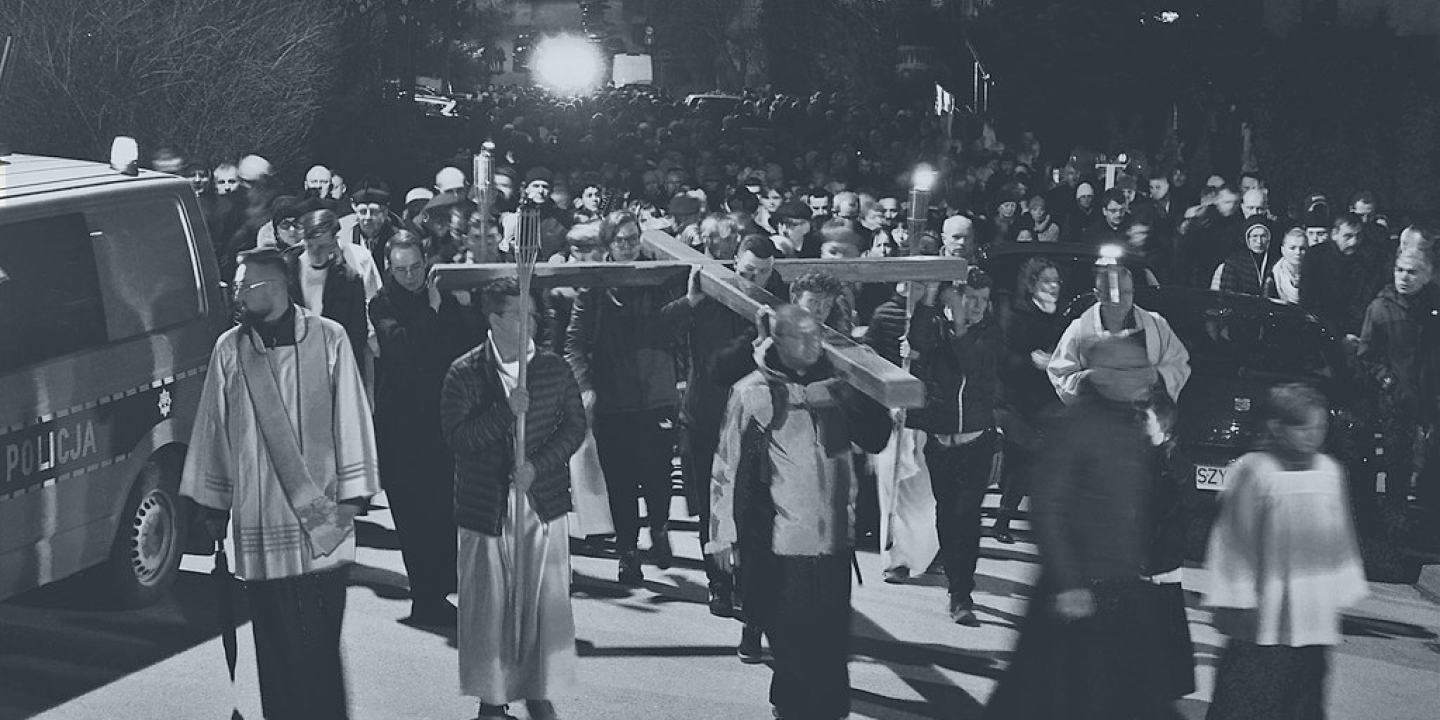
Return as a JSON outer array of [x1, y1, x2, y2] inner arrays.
[[277, 219, 299, 230], [391, 264, 426, 276], [235, 280, 277, 294]]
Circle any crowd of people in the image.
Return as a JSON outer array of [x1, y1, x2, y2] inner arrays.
[[153, 85, 1439, 720]]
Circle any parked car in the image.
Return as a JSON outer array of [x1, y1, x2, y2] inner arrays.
[[975, 241, 1159, 310], [1064, 287, 1381, 558]]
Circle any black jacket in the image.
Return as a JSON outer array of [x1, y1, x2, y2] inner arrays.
[[905, 300, 1003, 435], [1359, 282, 1440, 418], [1301, 240, 1393, 338], [1176, 208, 1244, 288], [862, 292, 909, 367], [441, 345, 587, 536], [369, 276, 482, 469], [287, 250, 369, 368], [565, 282, 688, 415], [997, 294, 1067, 419]]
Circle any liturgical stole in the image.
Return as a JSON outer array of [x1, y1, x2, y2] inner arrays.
[[237, 318, 348, 557]]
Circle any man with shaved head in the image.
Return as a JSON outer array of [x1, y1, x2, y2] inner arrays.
[[942, 215, 977, 258], [435, 166, 468, 196], [708, 303, 891, 720], [305, 165, 333, 198]]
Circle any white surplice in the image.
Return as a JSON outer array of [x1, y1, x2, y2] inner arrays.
[[180, 309, 380, 581]]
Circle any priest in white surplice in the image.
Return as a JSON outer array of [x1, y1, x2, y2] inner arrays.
[[181, 247, 379, 720]]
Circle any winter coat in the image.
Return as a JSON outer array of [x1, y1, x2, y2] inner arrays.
[[565, 282, 688, 415], [1212, 249, 1274, 296], [711, 347, 891, 625], [998, 294, 1068, 419], [1030, 391, 1153, 592], [905, 300, 1003, 435], [672, 273, 790, 439], [441, 343, 587, 536], [862, 292, 909, 367], [1176, 209, 1244, 288], [369, 276, 482, 471], [1358, 282, 1440, 419], [286, 248, 369, 368], [1300, 239, 1393, 338]]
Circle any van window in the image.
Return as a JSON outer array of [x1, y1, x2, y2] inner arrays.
[[0, 214, 108, 372], [88, 197, 203, 341]]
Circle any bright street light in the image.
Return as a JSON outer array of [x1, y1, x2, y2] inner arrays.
[[531, 34, 604, 95]]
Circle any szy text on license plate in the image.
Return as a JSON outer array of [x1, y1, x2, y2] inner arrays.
[[1195, 464, 1228, 491]]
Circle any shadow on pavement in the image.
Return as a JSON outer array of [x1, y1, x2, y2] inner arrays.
[[355, 519, 403, 551], [573, 638, 740, 659], [852, 637, 1009, 681], [0, 568, 246, 720], [849, 611, 990, 718], [346, 562, 410, 602], [852, 682, 985, 720], [1342, 613, 1440, 640]]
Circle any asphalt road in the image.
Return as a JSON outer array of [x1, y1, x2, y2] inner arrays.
[[3, 492, 1438, 720]]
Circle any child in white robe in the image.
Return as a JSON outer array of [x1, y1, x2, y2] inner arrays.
[[1203, 383, 1368, 720]]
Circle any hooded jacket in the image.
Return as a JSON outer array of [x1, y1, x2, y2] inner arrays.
[[708, 347, 891, 562]]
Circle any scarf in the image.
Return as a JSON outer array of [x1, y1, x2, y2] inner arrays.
[[1272, 260, 1301, 304]]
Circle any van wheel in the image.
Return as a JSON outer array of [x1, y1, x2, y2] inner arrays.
[[100, 459, 189, 608]]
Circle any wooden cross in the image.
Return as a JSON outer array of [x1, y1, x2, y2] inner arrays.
[[431, 256, 967, 289], [429, 231, 969, 409]]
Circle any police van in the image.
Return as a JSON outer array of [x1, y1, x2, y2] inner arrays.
[[0, 138, 228, 606]]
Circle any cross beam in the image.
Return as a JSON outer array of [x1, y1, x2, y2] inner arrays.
[[430, 256, 968, 291], [642, 230, 931, 409], [431, 261, 692, 290], [774, 257, 965, 283]]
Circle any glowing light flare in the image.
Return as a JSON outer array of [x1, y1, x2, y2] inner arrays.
[[531, 35, 605, 94], [912, 164, 937, 193]]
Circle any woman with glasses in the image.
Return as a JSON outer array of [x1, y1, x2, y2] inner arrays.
[[565, 210, 694, 585]]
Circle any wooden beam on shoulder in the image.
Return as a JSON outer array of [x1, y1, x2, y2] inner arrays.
[[642, 230, 924, 409], [430, 261, 693, 291], [774, 256, 968, 283]]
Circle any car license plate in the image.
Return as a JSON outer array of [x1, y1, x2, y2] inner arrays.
[[1195, 464, 1227, 491]]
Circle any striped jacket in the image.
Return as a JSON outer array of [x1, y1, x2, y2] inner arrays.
[[440, 342, 586, 535]]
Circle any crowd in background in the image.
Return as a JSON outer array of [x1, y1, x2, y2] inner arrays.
[[150, 84, 1438, 720]]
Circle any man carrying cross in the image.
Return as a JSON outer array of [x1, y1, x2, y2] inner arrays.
[[565, 213, 697, 585], [709, 304, 892, 720]]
